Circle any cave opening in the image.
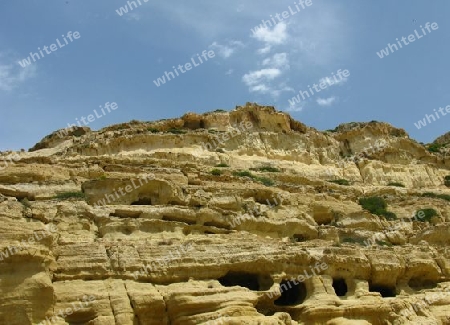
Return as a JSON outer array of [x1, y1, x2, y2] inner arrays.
[[293, 234, 306, 242], [274, 280, 307, 306], [369, 283, 396, 297], [218, 272, 272, 291], [408, 278, 437, 290], [332, 278, 348, 297], [131, 197, 152, 205]]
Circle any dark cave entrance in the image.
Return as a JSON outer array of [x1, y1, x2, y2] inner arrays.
[[369, 283, 396, 297], [332, 278, 348, 297], [218, 272, 273, 291], [131, 197, 152, 205], [274, 280, 307, 306]]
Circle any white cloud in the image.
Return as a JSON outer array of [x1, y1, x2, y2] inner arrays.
[[0, 58, 36, 92], [257, 45, 272, 55], [242, 68, 281, 86], [209, 40, 244, 59], [262, 53, 289, 70], [286, 101, 306, 112], [317, 96, 336, 106], [242, 68, 292, 99], [125, 13, 141, 21], [251, 22, 288, 46], [250, 84, 269, 93]]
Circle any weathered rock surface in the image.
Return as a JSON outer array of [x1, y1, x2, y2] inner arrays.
[[0, 103, 449, 324]]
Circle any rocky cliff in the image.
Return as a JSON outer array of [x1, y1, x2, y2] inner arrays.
[[1, 103, 449, 324]]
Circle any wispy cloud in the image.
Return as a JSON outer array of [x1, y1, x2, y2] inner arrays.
[[125, 13, 141, 21], [317, 96, 337, 106], [209, 40, 244, 59], [262, 53, 289, 70], [252, 22, 288, 46], [242, 68, 281, 86], [0, 55, 36, 92], [286, 100, 306, 112]]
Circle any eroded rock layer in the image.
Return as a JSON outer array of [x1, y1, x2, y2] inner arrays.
[[1, 103, 450, 324]]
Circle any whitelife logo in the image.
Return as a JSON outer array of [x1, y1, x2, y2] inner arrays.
[[115, 0, 149, 16], [414, 104, 450, 129], [18, 31, 81, 67], [250, 0, 313, 35], [288, 69, 350, 108], [376, 22, 439, 59], [153, 50, 215, 87], [57, 102, 118, 138]]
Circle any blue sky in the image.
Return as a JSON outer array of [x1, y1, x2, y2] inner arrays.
[[0, 0, 449, 151]]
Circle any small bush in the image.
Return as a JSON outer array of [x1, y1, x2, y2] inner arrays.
[[211, 169, 223, 176], [342, 237, 366, 245], [233, 170, 255, 178], [147, 128, 159, 133], [428, 143, 442, 153], [256, 177, 275, 186], [328, 179, 350, 186], [413, 208, 438, 223], [250, 166, 280, 173], [387, 182, 405, 188], [167, 128, 186, 134], [422, 192, 450, 202], [216, 148, 225, 153], [445, 175, 450, 187], [358, 196, 396, 220], [55, 191, 86, 200], [214, 109, 226, 113], [99, 175, 107, 180], [380, 211, 397, 221], [359, 197, 387, 213], [215, 163, 229, 168]]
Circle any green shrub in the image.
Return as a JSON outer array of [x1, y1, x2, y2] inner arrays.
[[387, 182, 405, 188], [428, 143, 442, 153], [413, 208, 438, 223], [211, 169, 223, 176], [99, 175, 107, 180], [328, 179, 350, 186], [380, 210, 397, 221], [358, 196, 396, 220], [421, 192, 450, 202], [147, 128, 159, 133], [55, 191, 86, 200], [342, 237, 366, 245], [215, 163, 229, 168], [233, 170, 255, 178], [256, 177, 275, 186], [445, 175, 450, 187], [359, 197, 387, 213], [250, 166, 280, 173], [167, 128, 186, 134]]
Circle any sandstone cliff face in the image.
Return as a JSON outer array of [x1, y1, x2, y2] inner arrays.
[[1, 103, 450, 325]]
